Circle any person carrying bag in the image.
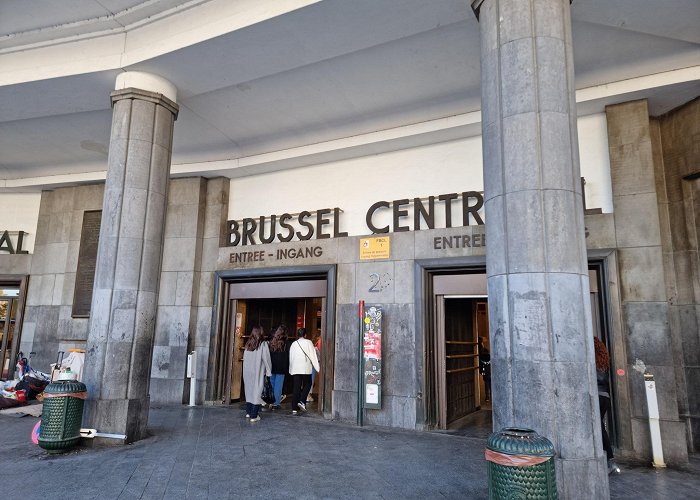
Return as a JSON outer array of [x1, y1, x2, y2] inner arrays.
[[288, 327, 320, 414]]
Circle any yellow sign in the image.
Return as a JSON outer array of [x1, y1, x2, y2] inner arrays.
[[359, 237, 390, 260]]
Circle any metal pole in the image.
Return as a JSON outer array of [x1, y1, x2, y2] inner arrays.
[[358, 300, 364, 427], [644, 372, 666, 468]]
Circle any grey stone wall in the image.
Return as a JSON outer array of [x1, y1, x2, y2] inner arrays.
[[606, 99, 688, 464], [151, 177, 229, 404], [21, 184, 104, 371], [12, 177, 227, 406], [335, 231, 418, 429], [0, 254, 32, 276], [653, 97, 700, 452]]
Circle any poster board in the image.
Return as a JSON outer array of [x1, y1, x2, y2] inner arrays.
[[362, 304, 382, 409]]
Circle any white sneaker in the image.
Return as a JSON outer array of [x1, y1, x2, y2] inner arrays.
[[307, 395, 314, 402], [297, 402, 306, 411], [292, 410, 298, 415], [245, 414, 250, 418], [250, 416, 261, 422], [280, 394, 287, 402]]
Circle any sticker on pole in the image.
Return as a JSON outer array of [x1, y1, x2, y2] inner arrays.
[[362, 305, 382, 409]]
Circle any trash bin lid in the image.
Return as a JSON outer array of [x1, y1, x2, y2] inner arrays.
[[486, 427, 555, 457], [44, 379, 87, 394]]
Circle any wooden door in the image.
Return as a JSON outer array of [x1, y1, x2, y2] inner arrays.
[[436, 297, 479, 428]]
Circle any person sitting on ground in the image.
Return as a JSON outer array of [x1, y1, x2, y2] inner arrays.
[[242, 325, 271, 422], [268, 325, 289, 410], [289, 327, 320, 415]]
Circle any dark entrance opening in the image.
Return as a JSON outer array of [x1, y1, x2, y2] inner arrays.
[[228, 297, 324, 412], [210, 267, 335, 418], [0, 276, 29, 381], [437, 297, 490, 430], [425, 269, 492, 437], [589, 262, 618, 448]]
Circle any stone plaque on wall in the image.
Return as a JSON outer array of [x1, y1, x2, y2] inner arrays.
[[72, 210, 102, 318]]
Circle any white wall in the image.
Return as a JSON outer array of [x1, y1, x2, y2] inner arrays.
[[578, 113, 613, 213], [230, 137, 483, 239], [229, 113, 613, 238], [0, 193, 41, 253]]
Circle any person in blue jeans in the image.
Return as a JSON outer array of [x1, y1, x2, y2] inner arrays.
[[267, 325, 289, 409]]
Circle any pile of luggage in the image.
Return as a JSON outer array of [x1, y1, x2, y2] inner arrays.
[[0, 352, 50, 410]]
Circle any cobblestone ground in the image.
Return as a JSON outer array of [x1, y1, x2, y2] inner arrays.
[[1, 404, 698, 499]]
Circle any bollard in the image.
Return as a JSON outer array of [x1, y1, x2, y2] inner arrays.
[[644, 372, 666, 468], [486, 427, 557, 499], [187, 350, 196, 407]]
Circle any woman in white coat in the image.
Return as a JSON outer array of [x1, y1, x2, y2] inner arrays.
[[242, 325, 271, 422], [289, 327, 320, 414]]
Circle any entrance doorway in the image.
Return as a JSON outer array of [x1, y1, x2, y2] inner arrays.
[[424, 265, 615, 439], [435, 296, 489, 429], [589, 263, 618, 447], [0, 277, 28, 381], [228, 297, 324, 409], [212, 272, 334, 416], [430, 271, 490, 433]]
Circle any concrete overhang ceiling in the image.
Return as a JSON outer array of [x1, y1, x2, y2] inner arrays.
[[0, 0, 699, 187]]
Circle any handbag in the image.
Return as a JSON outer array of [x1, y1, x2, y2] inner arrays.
[[261, 376, 275, 404]]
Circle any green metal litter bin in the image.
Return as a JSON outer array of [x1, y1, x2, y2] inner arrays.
[[486, 427, 557, 500], [38, 379, 87, 452]]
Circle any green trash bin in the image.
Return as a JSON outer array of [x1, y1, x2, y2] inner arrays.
[[38, 378, 87, 452], [486, 427, 557, 500]]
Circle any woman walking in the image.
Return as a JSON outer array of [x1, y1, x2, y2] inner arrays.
[[243, 325, 272, 422], [268, 325, 289, 410], [289, 327, 320, 414]]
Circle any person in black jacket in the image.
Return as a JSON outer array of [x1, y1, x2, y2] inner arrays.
[[478, 337, 491, 402], [595, 336, 620, 474], [268, 325, 289, 409]]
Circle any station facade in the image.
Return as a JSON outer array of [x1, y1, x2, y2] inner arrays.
[[1, 1, 699, 498], [1, 95, 698, 467]]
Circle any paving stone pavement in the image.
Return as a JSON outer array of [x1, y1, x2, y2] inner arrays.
[[1, 404, 698, 499]]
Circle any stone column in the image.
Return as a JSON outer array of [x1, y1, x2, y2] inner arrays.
[[471, 0, 609, 497], [83, 72, 178, 442]]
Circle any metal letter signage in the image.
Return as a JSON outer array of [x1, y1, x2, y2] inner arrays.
[[362, 305, 382, 410], [223, 191, 485, 247], [0, 230, 30, 254]]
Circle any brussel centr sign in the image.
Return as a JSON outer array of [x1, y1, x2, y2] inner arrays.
[[225, 191, 484, 246]]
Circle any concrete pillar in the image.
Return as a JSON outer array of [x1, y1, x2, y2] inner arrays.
[[471, 0, 609, 497], [83, 72, 178, 442]]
